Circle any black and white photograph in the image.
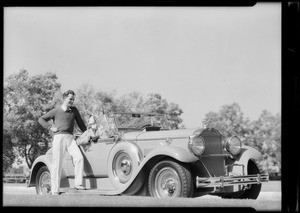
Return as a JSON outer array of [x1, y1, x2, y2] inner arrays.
[[3, 1, 291, 211]]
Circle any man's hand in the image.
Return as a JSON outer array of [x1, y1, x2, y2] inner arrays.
[[50, 126, 58, 133], [91, 135, 99, 142]]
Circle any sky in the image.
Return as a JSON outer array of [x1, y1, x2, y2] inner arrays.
[[4, 3, 281, 128]]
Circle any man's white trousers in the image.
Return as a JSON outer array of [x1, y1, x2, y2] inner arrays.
[[51, 134, 83, 193]]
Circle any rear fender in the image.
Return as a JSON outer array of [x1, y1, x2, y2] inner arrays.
[[27, 155, 52, 187]]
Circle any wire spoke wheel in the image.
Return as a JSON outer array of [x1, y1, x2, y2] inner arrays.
[[36, 166, 51, 195]]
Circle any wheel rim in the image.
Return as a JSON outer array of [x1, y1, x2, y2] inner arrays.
[[112, 151, 133, 183], [39, 171, 51, 195], [154, 167, 181, 197]]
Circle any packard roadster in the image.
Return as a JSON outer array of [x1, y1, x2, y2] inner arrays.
[[28, 112, 268, 199]]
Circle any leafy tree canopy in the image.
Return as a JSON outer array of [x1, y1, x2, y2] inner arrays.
[[203, 102, 249, 138], [4, 69, 61, 169]]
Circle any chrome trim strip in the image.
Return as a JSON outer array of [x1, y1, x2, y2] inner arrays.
[[201, 154, 229, 157], [67, 175, 109, 178], [126, 136, 188, 142]]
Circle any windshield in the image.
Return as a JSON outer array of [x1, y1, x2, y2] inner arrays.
[[93, 114, 118, 137], [94, 112, 168, 132], [114, 113, 153, 129]]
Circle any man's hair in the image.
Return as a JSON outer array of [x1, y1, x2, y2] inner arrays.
[[63, 90, 75, 99]]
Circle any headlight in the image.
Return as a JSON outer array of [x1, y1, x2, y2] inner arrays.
[[188, 135, 205, 155], [225, 136, 242, 155]]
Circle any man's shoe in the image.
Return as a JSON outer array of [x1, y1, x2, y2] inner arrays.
[[74, 185, 86, 190], [52, 192, 60, 195]]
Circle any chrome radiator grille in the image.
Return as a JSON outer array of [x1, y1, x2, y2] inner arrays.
[[200, 129, 225, 176]]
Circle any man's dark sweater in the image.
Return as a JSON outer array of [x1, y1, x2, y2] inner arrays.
[[38, 106, 87, 134]]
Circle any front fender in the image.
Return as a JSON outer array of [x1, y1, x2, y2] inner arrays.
[[233, 145, 263, 175], [142, 146, 199, 163], [27, 154, 52, 187]]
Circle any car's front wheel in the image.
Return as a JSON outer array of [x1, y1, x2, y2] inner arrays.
[[35, 165, 51, 195], [148, 159, 193, 198]]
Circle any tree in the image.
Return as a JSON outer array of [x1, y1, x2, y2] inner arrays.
[[116, 91, 145, 113], [202, 102, 249, 139], [4, 69, 61, 169], [2, 128, 16, 174], [143, 93, 183, 129], [75, 84, 118, 118], [246, 110, 281, 173]]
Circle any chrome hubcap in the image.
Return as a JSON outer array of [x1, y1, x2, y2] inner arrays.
[[120, 159, 132, 175], [161, 178, 176, 194], [113, 151, 132, 183], [155, 167, 181, 197]]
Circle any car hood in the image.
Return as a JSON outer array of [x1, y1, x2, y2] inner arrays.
[[123, 128, 203, 141]]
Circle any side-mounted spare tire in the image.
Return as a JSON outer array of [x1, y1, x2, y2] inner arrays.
[[107, 142, 145, 195]]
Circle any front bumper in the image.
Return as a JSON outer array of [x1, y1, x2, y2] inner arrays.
[[196, 173, 269, 188]]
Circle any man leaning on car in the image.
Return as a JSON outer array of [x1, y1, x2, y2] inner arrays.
[[38, 90, 87, 195]]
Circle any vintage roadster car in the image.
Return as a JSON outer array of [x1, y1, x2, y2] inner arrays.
[[28, 112, 268, 199]]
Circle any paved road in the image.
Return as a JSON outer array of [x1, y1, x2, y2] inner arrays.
[[2, 181, 281, 210]]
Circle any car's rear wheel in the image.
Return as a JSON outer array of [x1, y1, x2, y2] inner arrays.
[[36, 165, 51, 195], [148, 159, 193, 198], [221, 160, 262, 199]]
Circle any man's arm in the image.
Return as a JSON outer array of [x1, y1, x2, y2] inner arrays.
[[74, 108, 87, 133], [38, 109, 56, 129]]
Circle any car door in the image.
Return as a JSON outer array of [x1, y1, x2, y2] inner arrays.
[[64, 138, 116, 178]]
